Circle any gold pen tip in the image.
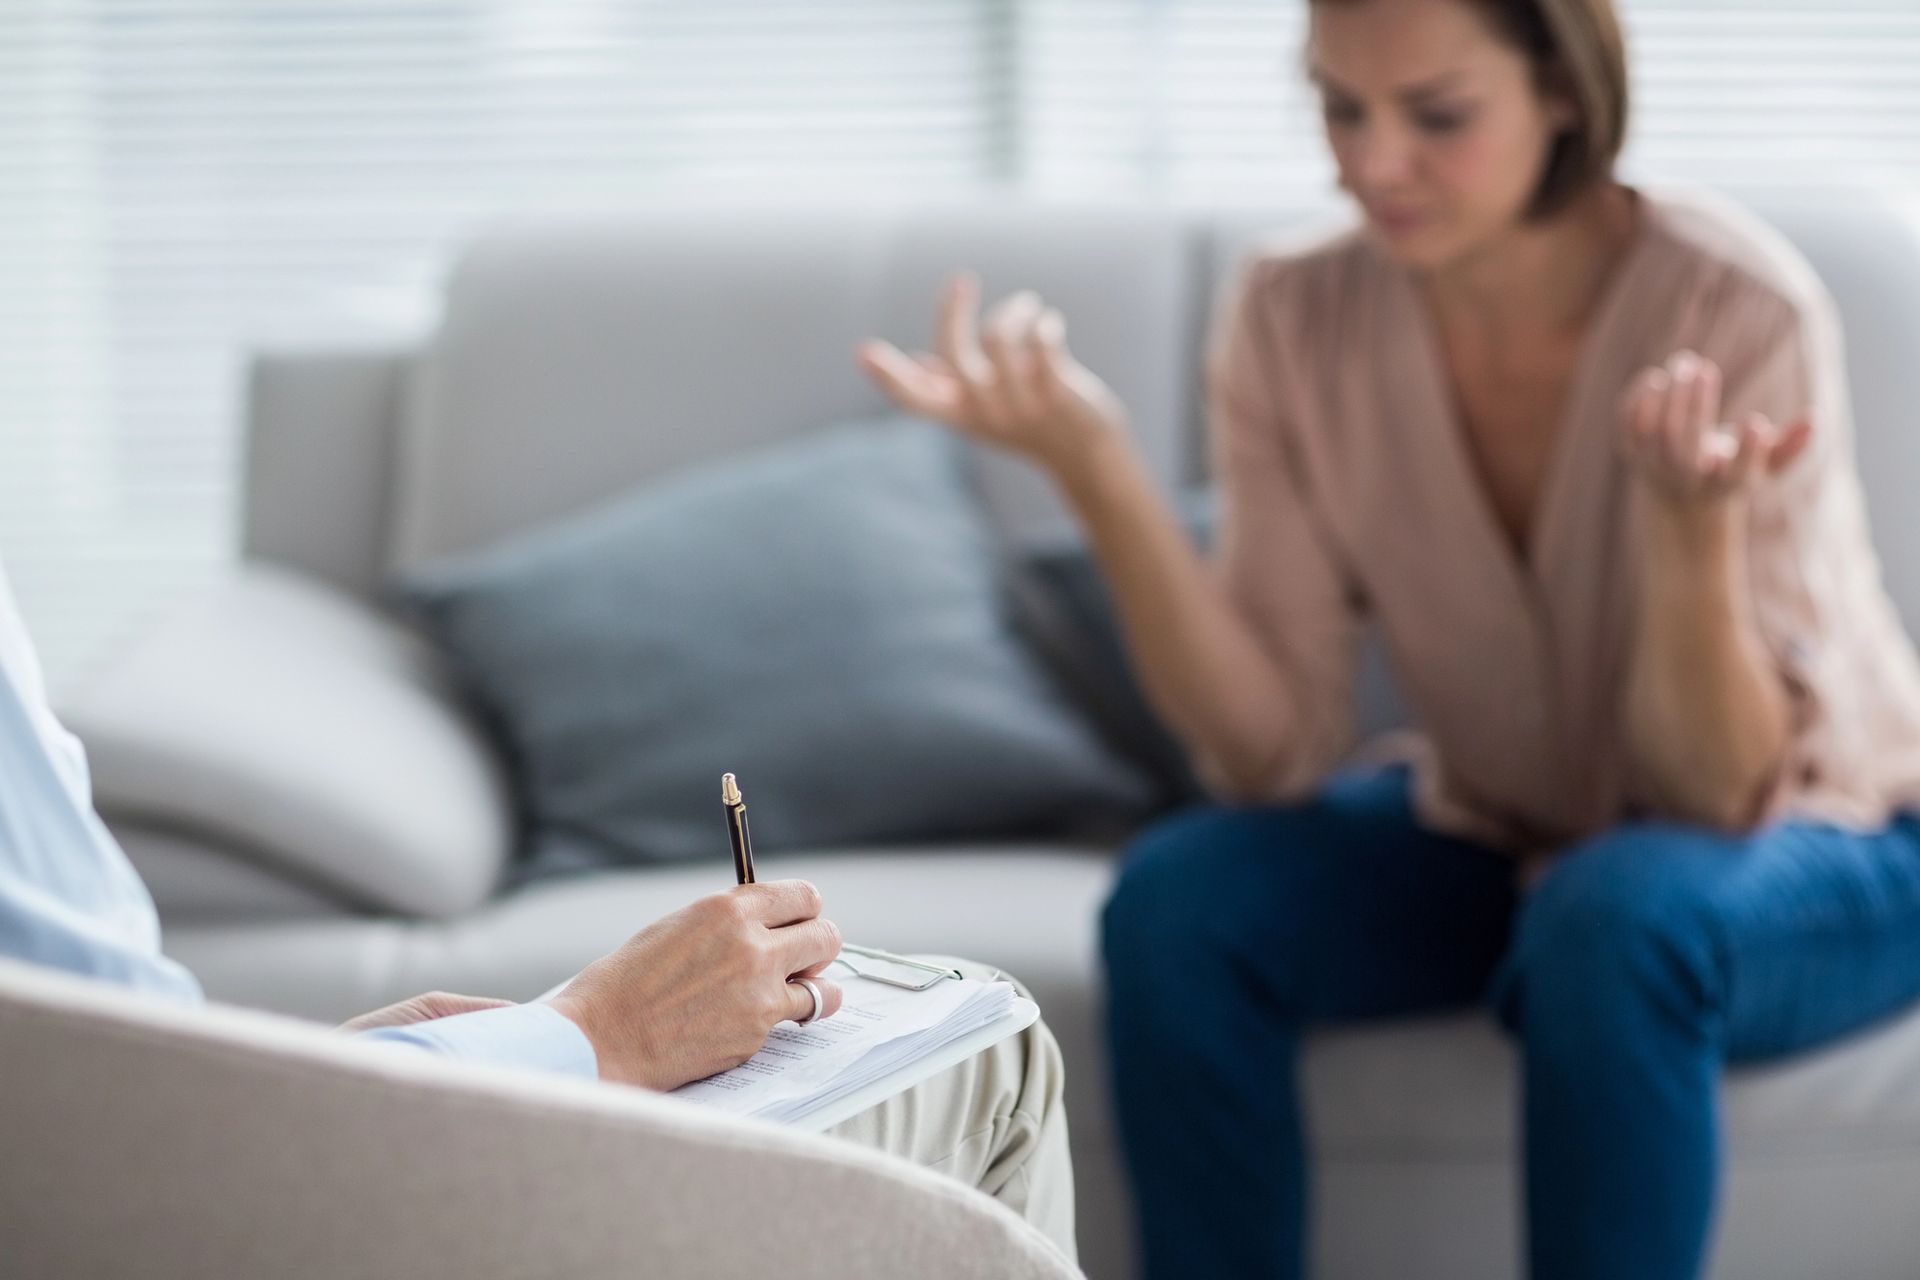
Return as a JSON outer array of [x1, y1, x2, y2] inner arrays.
[[721, 773, 741, 806]]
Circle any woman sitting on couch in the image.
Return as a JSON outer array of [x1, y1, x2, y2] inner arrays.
[[858, 0, 1920, 1276]]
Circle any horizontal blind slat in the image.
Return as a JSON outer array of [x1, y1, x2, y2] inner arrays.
[[4, 0, 1915, 687]]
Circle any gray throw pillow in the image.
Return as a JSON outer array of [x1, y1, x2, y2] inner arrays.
[[398, 418, 1157, 875], [1003, 490, 1409, 808], [1001, 491, 1218, 811]]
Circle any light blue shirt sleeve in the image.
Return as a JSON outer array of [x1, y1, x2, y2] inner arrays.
[[0, 558, 598, 1080], [358, 1001, 600, 1078], [0, 562, 202, 1003]]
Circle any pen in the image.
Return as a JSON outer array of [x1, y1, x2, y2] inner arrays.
[[721, 772, 756, 885]]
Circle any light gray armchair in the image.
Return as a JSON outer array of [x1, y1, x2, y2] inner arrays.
[[0, 959, 1077, 1279], [52, 188, 1920, 1279]]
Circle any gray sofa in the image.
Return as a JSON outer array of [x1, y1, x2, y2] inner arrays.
[[60, 189, 1920, 1279]]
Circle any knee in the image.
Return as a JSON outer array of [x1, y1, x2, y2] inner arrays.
[[932, 959, 1066, 1121], [1105, 809, 1225, 961], [1102, 809, 1268, 1075], [1019, 1015, 1067, 1116], [1102, 806, 1275, 981], [965, 979, 1067, 1127], [1503, 824, 1729, 1030], [1104, 802, 1353, 1034]]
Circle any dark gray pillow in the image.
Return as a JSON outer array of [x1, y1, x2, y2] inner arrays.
[[1003, 490, 1409, 807], [398, 418, 1157, 876], [1001, 491, 1216, 810]]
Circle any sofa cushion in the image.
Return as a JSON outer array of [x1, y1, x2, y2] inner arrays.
[[62, 565, 515, 919], [1001, 495, 1217, 810], [117, 827, 358, 922], [399, 419, 1157, 872]]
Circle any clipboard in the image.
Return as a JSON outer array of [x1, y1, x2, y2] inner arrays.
[[532, 943, 976, 1004], [535, 944, 1039, 1131], [786, 993, 1040, 1133]]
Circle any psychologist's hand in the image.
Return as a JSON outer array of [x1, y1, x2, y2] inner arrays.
[[338, 991, 518, 1033], [856, 272, 1131, 476], [1621, 350, 1812, 512], [548, 880, 845, 1091]]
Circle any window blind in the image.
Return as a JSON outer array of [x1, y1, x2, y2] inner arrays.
[[4, 0, 1916, 687]]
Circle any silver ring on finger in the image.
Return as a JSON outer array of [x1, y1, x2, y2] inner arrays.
[[790, 977, 823, 1026]]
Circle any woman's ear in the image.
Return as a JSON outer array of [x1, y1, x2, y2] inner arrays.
[[1536, 63, 1581, 133]]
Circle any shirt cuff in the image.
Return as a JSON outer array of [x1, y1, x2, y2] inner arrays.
[[356, 1002, 599, 1080]]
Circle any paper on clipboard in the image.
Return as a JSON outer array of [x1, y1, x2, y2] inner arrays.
[[667, 963, 1037, 1130]]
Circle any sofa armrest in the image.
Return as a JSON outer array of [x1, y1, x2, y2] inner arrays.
[[244, 342, 415, 600], [0, 960, 1078, 1279], [60, 564, 513, 918]]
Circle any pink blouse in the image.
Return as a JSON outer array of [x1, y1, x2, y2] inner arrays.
[[1208, 188, 1920, 852]]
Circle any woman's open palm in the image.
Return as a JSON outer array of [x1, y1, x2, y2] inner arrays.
[[1621, 349, 1813, 507], [856, 271, 1129, 473]]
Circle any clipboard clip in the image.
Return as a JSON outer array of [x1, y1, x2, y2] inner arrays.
[[832, 943, 971, 991]]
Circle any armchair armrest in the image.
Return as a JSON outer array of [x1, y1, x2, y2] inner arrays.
[[60, 565, 513, 918], [0, 960, 1079, 1279]]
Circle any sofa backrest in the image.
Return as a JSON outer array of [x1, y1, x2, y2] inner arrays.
[[244, 188, 1920, 632], [390, 205, 1209, 571], [1745, 189, 1920, 627]]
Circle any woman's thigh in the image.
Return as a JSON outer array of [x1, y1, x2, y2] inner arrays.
[[1507, 814, 1920, 1060], [1103, 766, 1520, 1021]]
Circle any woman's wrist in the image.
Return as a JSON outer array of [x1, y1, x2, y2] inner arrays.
[[1044, 420, 1145, 515], [1640, 490, 1744, 581]]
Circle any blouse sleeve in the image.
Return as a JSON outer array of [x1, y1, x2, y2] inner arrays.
[[1703, 277, 1850, 811], [1198, 254, 1369, 801]]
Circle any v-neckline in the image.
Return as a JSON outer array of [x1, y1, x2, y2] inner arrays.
[[1394, 204, 1654, 604]]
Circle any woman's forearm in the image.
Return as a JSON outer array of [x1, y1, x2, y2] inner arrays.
[[854, 272, 1309, 796], [1048, 434, 1303, 797], [1625, 502, 1792, 829]]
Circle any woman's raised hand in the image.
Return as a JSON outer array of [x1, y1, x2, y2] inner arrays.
[[856, 271, 1130, 475], [1621, 350, 1813, 509]]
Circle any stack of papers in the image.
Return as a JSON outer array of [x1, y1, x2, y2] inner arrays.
[[670, 965, 1019, 1127]]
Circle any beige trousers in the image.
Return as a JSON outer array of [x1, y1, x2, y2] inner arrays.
[[824, 959, 1077, 1265]]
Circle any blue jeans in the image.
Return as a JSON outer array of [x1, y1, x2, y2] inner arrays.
[[1102, 766, 1920, 1279]]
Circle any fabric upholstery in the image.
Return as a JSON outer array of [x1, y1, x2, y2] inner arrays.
[[118, 827, 355, 922], [1002, 494, 1215, 808], [0, 958, 1079, 1280], [399, 419, 1155, 871], [63, 565, 513, 918], [1755, 189, 1920, 636], [392, 205, 1195, 568], [244, 346, 413, 599]]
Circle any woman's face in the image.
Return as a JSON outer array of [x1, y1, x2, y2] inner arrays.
[[1309, 0, 1575, 269]]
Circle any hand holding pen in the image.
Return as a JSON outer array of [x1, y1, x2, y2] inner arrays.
[[725, 772, 830, 1028], [544, 772, 841, 1089], [726, 772, 964, 994]]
